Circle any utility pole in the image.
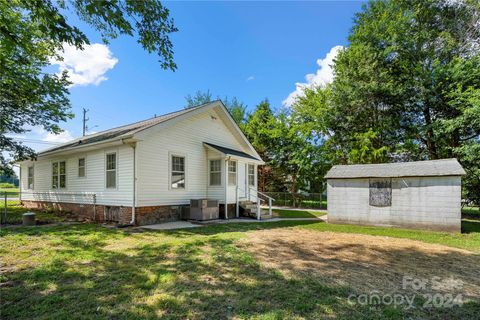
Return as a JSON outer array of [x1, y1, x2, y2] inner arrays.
[[82, 108, 89, 136]]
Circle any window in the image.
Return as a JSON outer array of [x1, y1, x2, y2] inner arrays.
[[228, 160, 237, 186], [52, 161, 66, 189], [27, 166, 34, 189], [248, 164, 255, 186], [106, 153, 117, 188], [78, 158, 86, 177], [171, 155, 185, 189], [369, 178, 392, 207], [209, 160, 221, 186]]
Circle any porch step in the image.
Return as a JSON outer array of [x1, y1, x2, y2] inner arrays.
[[260, 214, 273, 220]]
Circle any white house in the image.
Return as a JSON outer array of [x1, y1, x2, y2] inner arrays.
[[19, 101, 268, 225], [325, 159, 466, 232]]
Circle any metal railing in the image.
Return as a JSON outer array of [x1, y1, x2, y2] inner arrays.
[[235, 186, 275, 220], [1, 191, 97, 224]]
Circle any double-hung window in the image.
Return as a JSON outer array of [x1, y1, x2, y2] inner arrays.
[[209, 160, 221, 186], [78, 158, 86, 177], [52, 161, 66, 189], [106, 153, 117, 188], [27, 166, 34, 189], [171, 155, 185, 189], [228, 160, 237, 186], [248, 164, 255, 186]]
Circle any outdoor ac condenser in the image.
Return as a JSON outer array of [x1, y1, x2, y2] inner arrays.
[[189, 199, 219, 220]]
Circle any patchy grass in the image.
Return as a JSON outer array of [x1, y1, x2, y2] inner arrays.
[[300, 219, 480, 253], [272, 209, 327, 218], [0, 200, 68, 225], [1, 222, 479, 319]]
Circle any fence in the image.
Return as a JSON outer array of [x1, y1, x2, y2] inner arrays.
[[1, 191, 96, 224], [262, 192, 327, 209]]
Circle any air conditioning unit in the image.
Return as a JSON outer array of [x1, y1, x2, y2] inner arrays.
[[189, 199, 219, 220]]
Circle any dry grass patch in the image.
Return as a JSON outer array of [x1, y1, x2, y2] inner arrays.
[[242, 228, 480, 300]]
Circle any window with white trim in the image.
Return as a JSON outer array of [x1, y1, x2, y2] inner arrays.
[[228, 160, 237, 186], [209, 159, 221, 186], [52, 161, 66, 189], [78, 158, 86, 177], [171, 155, 185, 189], [27, 166, 34, 189], [106, 153, 117, 188], [248, 164, 255, 186]]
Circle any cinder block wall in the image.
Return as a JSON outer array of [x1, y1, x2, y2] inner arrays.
[[327, 176, 461, 232]]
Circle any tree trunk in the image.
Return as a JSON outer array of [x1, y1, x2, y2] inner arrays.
[[423, 106, 438, 159]]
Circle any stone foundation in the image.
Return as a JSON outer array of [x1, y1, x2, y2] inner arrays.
[[135, 205, 189, 225], [20, 200, 195, 226], [219, 204, 237, 219]]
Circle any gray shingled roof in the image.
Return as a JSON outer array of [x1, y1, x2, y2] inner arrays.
[[324, 159, 466, 179], [39, 102, 217, 155], [204, 142, 261, 161]]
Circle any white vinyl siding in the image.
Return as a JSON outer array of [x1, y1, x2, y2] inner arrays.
[[209, 159, 221, 186], [248, 164, 255, 186], [171, 155, 185, 189], [136, 108, 257, 206], [19, 145, 133, 206], [106, 153, 117, 189], [228, 160, 237, 186], [27, 166, 34, 189], [52, 161, 66, 189], [78, 158, 86, 177]]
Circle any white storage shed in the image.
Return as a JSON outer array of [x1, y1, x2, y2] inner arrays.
[[325, 159, 466, 232]]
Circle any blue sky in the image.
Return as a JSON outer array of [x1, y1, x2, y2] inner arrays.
[[21, 1, 365, 150]]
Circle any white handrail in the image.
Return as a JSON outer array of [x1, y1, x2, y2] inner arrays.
[[236, 187, 276, 220]]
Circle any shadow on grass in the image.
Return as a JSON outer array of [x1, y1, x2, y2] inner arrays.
[[1, 224, 480, 319], [462, 219, 480, 234], [272, 209, 321, 218]]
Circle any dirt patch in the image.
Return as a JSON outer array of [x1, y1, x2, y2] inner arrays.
[[242, 229, 480, 300]]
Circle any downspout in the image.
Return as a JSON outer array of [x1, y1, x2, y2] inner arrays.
[[123, 138, 137, 225], [130, 143, 136, 225], [224, 156, 230, 219]]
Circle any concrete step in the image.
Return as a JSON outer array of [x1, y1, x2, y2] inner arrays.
[[260, 214, 273, 220]]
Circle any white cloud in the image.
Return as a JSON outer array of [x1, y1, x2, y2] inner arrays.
[[246, 75, 255, 81], [283, 45, 343, 107], [43, 130, 75, 143], [52, 43, 118, 87], [31, 126, 75, 143]]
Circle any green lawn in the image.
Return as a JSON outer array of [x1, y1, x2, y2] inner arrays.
[[0, 187, 20, 197], [272, 209, 327, 218], [1, 218, 480, 319]]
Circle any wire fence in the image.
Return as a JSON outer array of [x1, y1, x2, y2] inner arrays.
[[262, 192, 327, 209], [1, 191, 96, 224]]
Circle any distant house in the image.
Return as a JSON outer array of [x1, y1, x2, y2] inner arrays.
[[324, 159, 466, 232], [19, 101, 266, 225]]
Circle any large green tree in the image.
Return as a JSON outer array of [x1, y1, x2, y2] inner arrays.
[[294, 0, 480, 203], [184, 90, 247, 126], [0, 0, 177, 174]]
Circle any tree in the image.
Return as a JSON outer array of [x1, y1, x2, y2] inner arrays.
[[1, 0, 178, 174], [295, 0, 480, 202], [184, 90, 247, 126]]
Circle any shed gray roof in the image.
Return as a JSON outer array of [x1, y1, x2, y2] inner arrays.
[[39, 102, 217, 155], [324, 159, 466, 179]]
